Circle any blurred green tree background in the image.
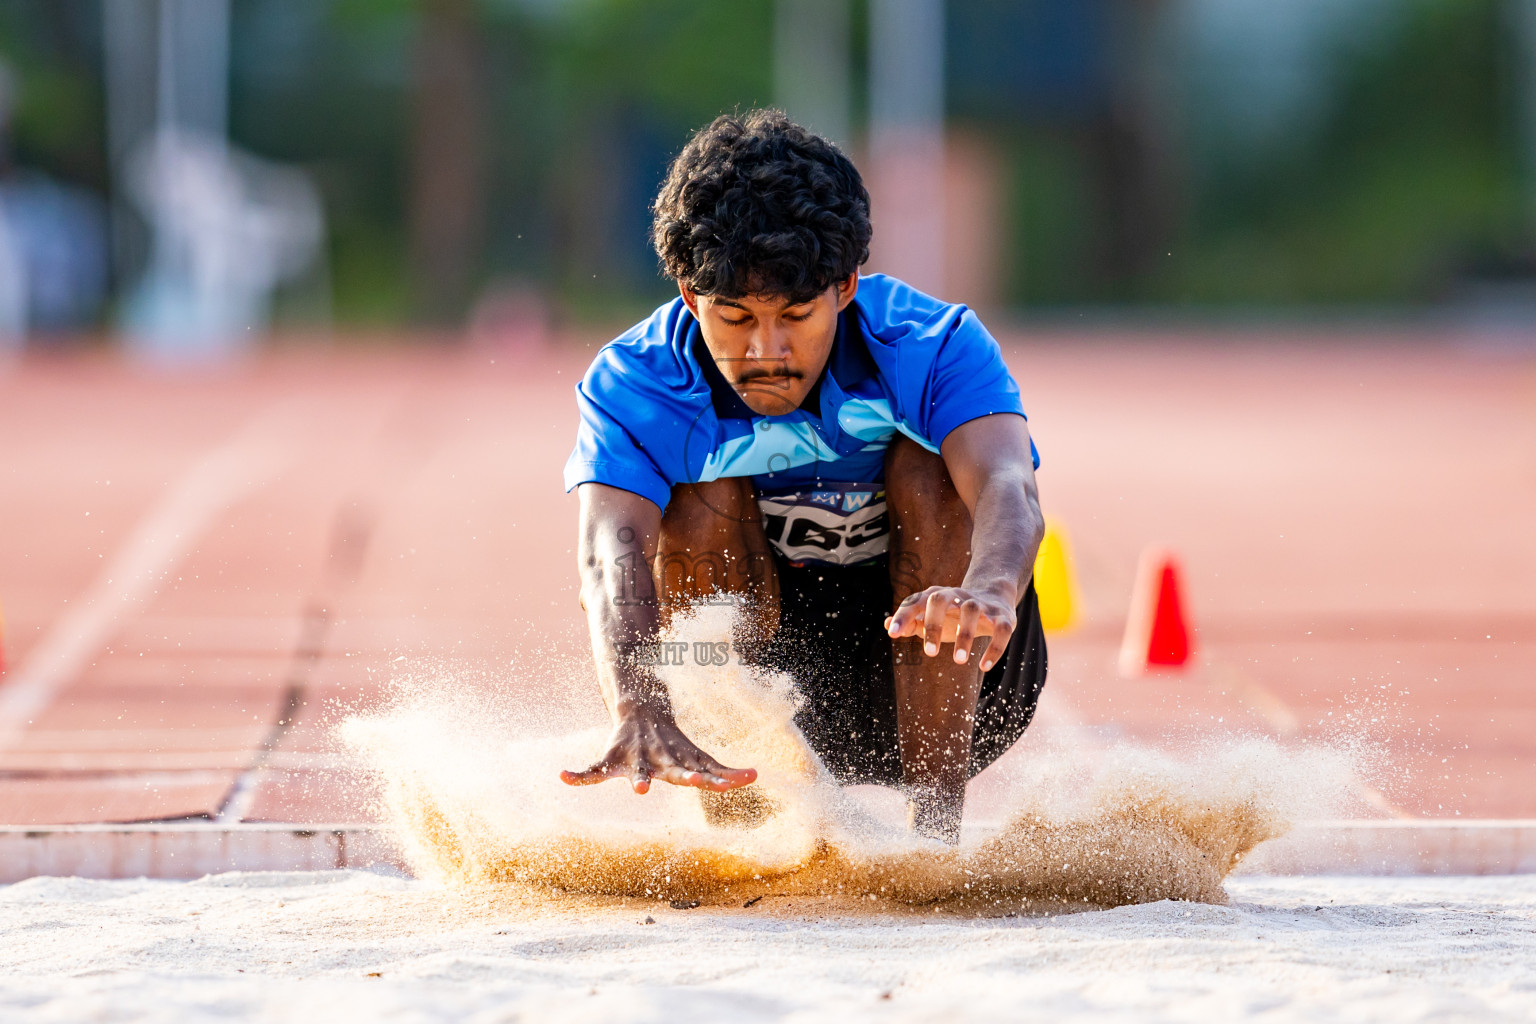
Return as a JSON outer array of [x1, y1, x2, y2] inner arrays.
[[0, 0, 1528, 328]]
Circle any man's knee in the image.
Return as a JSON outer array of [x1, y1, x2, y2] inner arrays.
[[886, 436, 971, 594], [655, 477, 777, 612], [664, 477, 760, 530], [885, 435, 949, 509]]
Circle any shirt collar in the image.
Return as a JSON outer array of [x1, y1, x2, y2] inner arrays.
[[827, 308, 878, 389]]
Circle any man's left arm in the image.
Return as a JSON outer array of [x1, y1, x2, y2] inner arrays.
[[885, 413, 1043, 671]]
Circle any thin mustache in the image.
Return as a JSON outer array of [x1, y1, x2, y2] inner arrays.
[[734, 370, 800, 387]]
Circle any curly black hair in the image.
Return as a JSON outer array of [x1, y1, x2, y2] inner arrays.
[[652, 109, 871, 303]]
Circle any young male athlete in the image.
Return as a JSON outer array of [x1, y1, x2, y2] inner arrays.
[[560, 110, 1046, 841]]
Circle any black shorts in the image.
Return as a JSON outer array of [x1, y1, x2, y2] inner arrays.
[[760, 552, 1048, 787]]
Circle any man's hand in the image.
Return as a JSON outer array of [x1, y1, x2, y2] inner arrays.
[[571, 483, 757, 796], [559, 702, 758, 794], [885, 584, 1018, 672]]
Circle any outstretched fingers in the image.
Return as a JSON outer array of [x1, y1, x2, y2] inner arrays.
[[888, 588, 1016, 667], [922, 590, 955, 655], [656, 758, 757, 792], [885, 591, 925, 639], [559, 759, 653, 793], [978, 617, 1016, 673], [951, 599, 986, 665], [560, 750, 756, 794], [629, 765, 652, 794], [558, 763, 614, 786], [695, 758, 758, 791]]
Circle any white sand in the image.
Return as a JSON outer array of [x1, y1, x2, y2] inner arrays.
[[9, 607, 1517, 1021], [1, 870, 1533, 1022]]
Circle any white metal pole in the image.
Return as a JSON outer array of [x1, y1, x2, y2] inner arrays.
[[773, 0, 852, 147], [869, 0, 945, 295]]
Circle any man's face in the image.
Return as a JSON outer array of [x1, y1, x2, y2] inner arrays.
[[680, 274, 859, 417]]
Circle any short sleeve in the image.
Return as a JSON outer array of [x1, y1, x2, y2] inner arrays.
[[563, 377, 673, 512], [919, 310, 1034, 465]]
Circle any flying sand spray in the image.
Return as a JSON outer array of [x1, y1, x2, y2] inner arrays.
[[343, 602, 1359, 912]]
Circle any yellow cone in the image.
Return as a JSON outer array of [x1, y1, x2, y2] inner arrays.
[[1033, 519, 1078, 632]]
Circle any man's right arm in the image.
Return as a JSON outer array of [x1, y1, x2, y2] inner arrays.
[[559, 482, 757, 794]]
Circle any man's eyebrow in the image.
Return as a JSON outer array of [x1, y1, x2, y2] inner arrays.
[[711, 296, 811, 312]]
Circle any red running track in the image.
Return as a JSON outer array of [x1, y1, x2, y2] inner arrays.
[[0, 331, 1531, 825]]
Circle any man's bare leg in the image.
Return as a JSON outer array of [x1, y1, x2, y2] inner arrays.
[[886, 436, 982, 842], [653, 478, 781, 826], [653, 478, 780, 645]]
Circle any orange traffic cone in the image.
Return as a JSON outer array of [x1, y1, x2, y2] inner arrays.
[[1118, 547, 1193, 676]]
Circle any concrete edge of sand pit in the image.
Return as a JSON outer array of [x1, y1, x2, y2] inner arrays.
[[0, 823, 408, 884], [1, 820, 1534, 883]]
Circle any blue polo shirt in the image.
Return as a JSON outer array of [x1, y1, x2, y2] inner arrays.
[[563, 273, 1034, 514]]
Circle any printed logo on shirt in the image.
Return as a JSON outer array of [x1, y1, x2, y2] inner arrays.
[[757, 482, 889, 566]]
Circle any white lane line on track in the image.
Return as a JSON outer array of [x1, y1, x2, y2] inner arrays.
[[0, 403, 309, 749]]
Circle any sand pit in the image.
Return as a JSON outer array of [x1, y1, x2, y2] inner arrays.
[[15, 607, 1522, 1023], [0, 871, 1533, 1022], [2, 613, 1531, 1022], [339, 604, 1361, 912]]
